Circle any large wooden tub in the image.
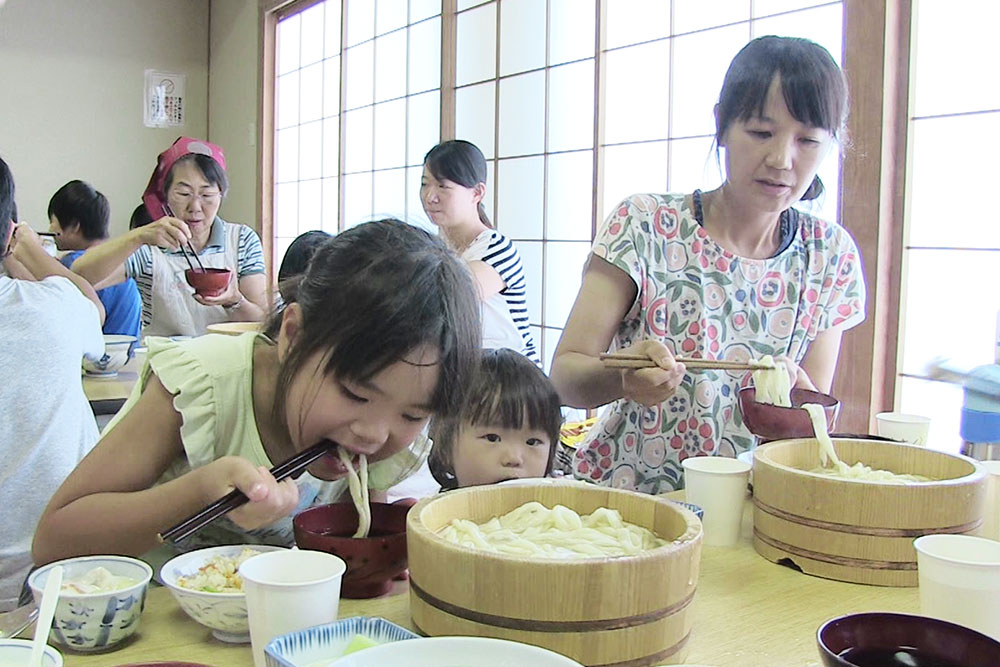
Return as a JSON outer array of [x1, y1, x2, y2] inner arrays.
[[407, 482, 702, 666], [752, 438, 986, 586]]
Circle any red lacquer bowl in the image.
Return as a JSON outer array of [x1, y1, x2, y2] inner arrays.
[[293, 502, 409, 599]]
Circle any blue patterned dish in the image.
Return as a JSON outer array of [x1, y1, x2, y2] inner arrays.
[[265, 616, 418, 667], [27, 555, 152, 653], [670, 500, 705, 521]]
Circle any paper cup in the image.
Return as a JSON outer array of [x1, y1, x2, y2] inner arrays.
[[980, 461, 1000, 542], [914, 534, 1000, 640], [240, 549, 347, 667], [875, 412, 931, 446], [681, 456, 751, 547]]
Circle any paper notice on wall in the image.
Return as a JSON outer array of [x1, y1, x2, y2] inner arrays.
[[144, 70, 186, 128]]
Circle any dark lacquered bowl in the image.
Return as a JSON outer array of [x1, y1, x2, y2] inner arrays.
[[739, 387, 840, 441], [185, 267, 232, 297], [817, 612, 1000, 666], [293, 502, 409, 599]]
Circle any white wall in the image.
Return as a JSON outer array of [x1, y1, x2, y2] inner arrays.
[[208, 0, 260, 231], [0, 0, 209, 236]]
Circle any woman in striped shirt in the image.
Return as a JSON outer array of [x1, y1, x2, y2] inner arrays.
[[420, 140, 539, 366]]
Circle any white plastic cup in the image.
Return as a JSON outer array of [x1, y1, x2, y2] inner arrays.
[[914, 534, 1000, 640], [980, 461, 1000, 542], [875, 412, 931, 446], [681, 456, 752, 547], [240, 549, 347, 667]]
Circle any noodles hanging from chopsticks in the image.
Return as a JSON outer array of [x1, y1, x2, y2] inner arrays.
[[337, 447, 371, 537], [752, 355, 791, 407], [802, 404, 929, 484]]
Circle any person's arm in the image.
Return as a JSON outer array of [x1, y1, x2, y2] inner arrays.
[[466, 260, 505, 300], [10, 223, 106, 324], [550, 255, 685, 409], [32, 374, 299, 563], [71, 216, 191, 288], [797, 327, 845, 394]]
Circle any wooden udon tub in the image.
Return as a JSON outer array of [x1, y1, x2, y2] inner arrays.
[[407, 482, 702, 667], [752, 438, 986, 587]]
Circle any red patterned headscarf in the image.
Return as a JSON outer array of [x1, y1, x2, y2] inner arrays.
[[142, 137, 227, 219]]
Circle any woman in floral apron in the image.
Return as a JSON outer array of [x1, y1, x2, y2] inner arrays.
[[551, 37, 866, 494], [72, 137, 268, 338]]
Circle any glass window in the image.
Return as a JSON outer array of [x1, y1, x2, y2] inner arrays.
[[897, 0, 1000, 451]]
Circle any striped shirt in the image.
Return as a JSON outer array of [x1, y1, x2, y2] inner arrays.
[[464, 229, 539, 365], [124, 217, 265, 327]]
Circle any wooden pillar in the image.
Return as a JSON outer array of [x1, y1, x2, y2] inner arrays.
[[835, 0, 912, 433]]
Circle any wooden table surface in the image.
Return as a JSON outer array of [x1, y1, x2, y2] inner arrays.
[[54, 492, 919, 666], [82, 352, 141, 413]]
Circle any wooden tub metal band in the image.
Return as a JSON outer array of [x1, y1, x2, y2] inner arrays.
[[753, 497, 982, 537], [410, 579, 695, 632], [754, 529, 917, 570], [410, 620, 691, 667]]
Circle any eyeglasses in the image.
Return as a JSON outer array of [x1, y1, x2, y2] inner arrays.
[[168, 189, 222, 208]]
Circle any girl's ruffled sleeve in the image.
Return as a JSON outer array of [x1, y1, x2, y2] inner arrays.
[[145, 337, 222, 469]]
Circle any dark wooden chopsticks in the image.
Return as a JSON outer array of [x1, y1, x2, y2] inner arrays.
[[599, 352, 775, 372], [162, 204, 206, 272], [158, 440, 338, 544]]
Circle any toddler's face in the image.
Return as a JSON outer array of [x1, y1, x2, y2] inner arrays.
[[451, 421, 550, 487]]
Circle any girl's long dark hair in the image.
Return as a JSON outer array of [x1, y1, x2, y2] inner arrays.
[[265, 219, 481, 426]]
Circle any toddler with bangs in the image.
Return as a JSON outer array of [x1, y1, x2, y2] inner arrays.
[[429, 348, 563, 490]]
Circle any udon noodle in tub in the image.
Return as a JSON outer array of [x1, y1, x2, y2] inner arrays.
[[438, 501, 668, 558]]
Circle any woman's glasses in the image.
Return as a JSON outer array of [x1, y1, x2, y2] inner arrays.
[[168, 189, 222, 208]]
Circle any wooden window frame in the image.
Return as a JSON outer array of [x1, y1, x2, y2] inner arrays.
[[258, 0, 911, 431]]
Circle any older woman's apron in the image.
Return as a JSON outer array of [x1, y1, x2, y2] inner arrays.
[[144, 224, 241, 338]]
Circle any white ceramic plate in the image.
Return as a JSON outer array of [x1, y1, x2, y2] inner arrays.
[[327, 636, 583, 666]]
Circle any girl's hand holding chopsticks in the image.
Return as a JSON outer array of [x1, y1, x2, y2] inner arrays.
[[194, 457, 300, 533], [608, 340, 686, 408]]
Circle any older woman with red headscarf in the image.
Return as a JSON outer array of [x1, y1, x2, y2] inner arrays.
[[72, 137, 268, 337]]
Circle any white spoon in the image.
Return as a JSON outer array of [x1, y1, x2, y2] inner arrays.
[[29, 564, 62, 667]]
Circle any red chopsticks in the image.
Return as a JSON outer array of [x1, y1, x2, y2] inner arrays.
[[158, 440, 338, 545]]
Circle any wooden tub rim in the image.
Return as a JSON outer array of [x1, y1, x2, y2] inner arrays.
[[407, 483, 703, 567], [754, 437, 986, 488]]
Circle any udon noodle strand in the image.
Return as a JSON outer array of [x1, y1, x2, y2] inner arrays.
[[438, 502, 668, 559], [752, 355, 791, 407], [338, 447, 371, 537], [802, 403, 930, 484]]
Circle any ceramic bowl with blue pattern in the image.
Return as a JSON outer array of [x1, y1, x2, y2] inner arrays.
[[160, 544, 287, 643], [670, 500, 705, 521], [264, 616, 418, 667], [28, 555, 152, 653]]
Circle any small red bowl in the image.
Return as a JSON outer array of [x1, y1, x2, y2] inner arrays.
[[738, 386, 840, 441], [293, 502, 409, 599], [185, 267, 232, 297], [817, 612, 1000, 666]]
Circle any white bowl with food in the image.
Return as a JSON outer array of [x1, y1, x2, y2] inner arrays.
[[160, 544, 287, 642], [82, 334, 137, 376], [27, 555, 152, 652]]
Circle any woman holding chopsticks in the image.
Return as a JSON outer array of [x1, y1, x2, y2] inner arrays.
[[32, 219, 480, 567], [70, 137, 269, 338], [550, 37, 866, 493]]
